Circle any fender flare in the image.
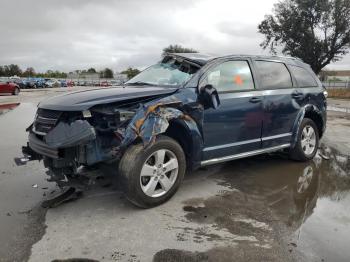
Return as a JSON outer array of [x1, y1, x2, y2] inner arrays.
[[291, 104, 324, 148], [168, 118, 204, 170]]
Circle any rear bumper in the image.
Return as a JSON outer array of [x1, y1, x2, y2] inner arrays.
[[28, 133, 59, 159]]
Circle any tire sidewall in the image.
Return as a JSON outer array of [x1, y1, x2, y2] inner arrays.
[[119, 136, 186, 207], [13, 87, 19, 95], [295, 118, 319, 161]]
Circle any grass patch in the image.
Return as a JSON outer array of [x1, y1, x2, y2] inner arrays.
[[327, 88, 350, 99]]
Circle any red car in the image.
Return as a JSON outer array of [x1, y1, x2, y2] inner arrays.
[[100, 80, 111, 87], [0, 80, 20, 95]]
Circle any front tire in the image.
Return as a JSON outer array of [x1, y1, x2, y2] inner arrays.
[[290, 118, 319, 161], [119, 135, 186, 208]]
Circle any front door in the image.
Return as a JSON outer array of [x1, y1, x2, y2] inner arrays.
[[0, 82, 11, 94], [201, 59, 264, 161]]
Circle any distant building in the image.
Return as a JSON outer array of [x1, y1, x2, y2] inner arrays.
[[114, 73, 128, 83], [67, 72, 99, 80], [320, 70, 350, 81]]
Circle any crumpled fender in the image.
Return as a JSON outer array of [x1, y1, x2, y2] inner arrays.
[[119, 89, 204, 168], [291, 104, 323, 148]]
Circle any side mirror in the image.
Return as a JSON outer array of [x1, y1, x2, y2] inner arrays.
[[198, 84, 220, 109]]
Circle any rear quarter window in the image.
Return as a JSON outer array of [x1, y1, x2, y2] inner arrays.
[[255, 61, 292, 89], [289, 65, 318, 87]]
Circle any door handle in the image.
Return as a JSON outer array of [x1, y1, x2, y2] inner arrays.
[[249, 97, 262, 103], [292, 91, 304, 99]]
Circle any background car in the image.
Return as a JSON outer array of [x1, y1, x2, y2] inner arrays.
[[0, 79, 20, 95], [23, 78, 37, 89], [44, 79, 61, 88], [66, 80, 74, 87], [100, 80, 111, 87], [59, 80, 68, 87]]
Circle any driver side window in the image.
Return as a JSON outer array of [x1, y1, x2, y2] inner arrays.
[[202, 60, 255, 92]]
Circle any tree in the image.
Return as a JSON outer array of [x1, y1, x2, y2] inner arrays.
[[162, 44, 198, 55], [22, 67, 36, 77], [121, 67, 140, 79], [101, 68, 114, 78], [87, 68, 97, 73], [1, 64, 22, 76], [258, 0, 350, 74]]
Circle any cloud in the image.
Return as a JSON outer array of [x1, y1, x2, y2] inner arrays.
[[0, 0, 348, 72]]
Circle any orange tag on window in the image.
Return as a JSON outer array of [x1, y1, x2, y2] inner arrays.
[[234, 75, 243, 85]]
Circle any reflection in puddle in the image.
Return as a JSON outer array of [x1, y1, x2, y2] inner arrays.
[[0, 103, 20, 115], [181, 145, 350, 261]]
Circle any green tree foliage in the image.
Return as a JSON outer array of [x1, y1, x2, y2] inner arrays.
[[87, 68, 97, 73], [162, 44, 198, 55], [100, 68, 114, 78], [0, 64, 22, 76], [121, 67, 141, 79], [22, 67, 36, 77], [258, 0, 350, 73]]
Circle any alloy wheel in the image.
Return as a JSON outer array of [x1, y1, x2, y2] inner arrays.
[[140, 149, 179, 198], [301, 125, 316, 156]]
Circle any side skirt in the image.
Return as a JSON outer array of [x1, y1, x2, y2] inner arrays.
[[200, 144, 290, 166]]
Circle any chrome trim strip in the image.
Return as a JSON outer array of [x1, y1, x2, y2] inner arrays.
[[261, 133, 292, 141], [203, 138, 261, 152], [200, 144, 290, 166], [203, 133, 291, 152]]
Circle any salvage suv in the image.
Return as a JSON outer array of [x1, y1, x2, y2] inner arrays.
[[23, 53, 327, 208]]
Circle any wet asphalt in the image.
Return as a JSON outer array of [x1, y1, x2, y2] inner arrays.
[[0, 91, 349, 262]]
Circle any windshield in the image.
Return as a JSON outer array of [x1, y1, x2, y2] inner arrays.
[[125, 59, 200, 87]]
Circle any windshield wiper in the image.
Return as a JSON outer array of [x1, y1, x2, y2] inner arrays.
[[124, 81, 155, 86]]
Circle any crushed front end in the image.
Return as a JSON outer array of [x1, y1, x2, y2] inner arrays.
[[23, 105, 137, 178]]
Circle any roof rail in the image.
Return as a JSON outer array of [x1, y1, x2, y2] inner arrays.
[[270, 55, 303, 61]]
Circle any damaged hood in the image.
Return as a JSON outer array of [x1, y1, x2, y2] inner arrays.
[[38, 86, 178, 111]]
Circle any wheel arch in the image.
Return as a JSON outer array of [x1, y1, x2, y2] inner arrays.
[[292, 104, 325, 147], [164, 118, 203, 171]]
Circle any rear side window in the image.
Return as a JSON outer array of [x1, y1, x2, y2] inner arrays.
[[202, 60, 254, 92], [255, 61, 292, 89], [289, 65, 318, 87]]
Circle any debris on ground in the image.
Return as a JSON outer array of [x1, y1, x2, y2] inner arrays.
[[41, 187, 82, 208]]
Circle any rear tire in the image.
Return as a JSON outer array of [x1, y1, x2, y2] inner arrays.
[[13, 87, 20, 95], [290, 118, 319, 161], [119, 135, 186, 208]]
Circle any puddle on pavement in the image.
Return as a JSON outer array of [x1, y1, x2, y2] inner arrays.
[[1, 103, 350, 262], [0, 103, 56, 261], [174, 147, 350, 261], [0, 102, 20, 115], [328, 106, 350, 114]]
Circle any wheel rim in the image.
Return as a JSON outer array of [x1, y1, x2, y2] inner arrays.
[[297, 166, 313, 194], [15, 88, 19, 95], [140, 149, 179, 198], [301, 125, 316, 155]]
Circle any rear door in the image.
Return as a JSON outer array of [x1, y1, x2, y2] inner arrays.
[[253, 60, 300, 148], [288, 65, 323, 107], [201, 59, 264, 160]]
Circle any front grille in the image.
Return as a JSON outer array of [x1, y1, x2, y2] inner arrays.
[[33, 109, 62, 135]]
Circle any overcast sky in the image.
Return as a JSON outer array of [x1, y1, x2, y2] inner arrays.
[[0, 0, 349, 73]]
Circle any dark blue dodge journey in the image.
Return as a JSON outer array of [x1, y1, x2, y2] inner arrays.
[[23, 53, 327, 207]]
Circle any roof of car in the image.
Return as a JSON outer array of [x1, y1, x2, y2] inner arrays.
[[167, 52, 306, 67]]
